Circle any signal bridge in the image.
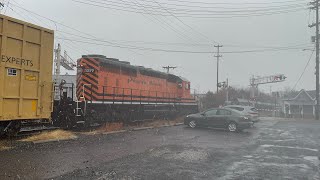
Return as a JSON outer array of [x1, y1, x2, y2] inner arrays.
[[250, 74, 287, 101], [250, 74, 286, 86]]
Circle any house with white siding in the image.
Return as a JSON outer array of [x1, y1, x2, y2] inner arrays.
[[281, 89, 316, 119]]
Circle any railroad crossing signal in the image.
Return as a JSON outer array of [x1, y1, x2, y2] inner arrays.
[[250, 74, 287, 86], [274, 75, 287, 81], [249, 74, 287, 100], [218, 81, 228, 88]]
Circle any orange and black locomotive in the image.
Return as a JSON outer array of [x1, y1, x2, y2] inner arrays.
[[54, 54, 198, 126]]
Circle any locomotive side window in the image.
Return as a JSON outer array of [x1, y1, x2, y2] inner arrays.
[[185, 83, 190, 90], [178, 83, 183, 88]]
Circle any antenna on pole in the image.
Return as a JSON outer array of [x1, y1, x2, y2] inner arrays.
[[162, 66, 177, 74]]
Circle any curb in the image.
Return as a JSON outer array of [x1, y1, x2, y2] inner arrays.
[[102, 130, 127, 135], [174, 123, 184, 126], [132, 123, 184, 131], [32, 137, 78, 144], [132, 126, 154, 131], [25, 123, 185, 144]]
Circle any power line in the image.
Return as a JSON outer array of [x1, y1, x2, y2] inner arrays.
[[8, 1, 91, 55], [56, 36, 312, 54], [0, 1, 4, 13], [9, 0, 52, 28], [83, 0, 307, 14], [8, 1, 311, 55], [97, 0, 307, 10], [148, 0, 305, 5], [57, 30, 313, 50], [130, 0, 196, 42], [138, 0, 200, 43], [124, 0, 307, 10], [292, 48, 315, 90], [151, 0, 216, 43], [224, 43, 311, 49], [4, 0, 10, 14], [129, 0, 193, 42], [9, 2, 145, 56], [71, 0, 307, 18]]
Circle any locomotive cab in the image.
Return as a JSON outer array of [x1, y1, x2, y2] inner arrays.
[[177, 77, 192, 101], [177, 81, 183, 98]]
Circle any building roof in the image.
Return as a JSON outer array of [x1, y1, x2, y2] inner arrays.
[[283, 89, 317, 101], [306, 90, 316, 100], [282, 91, 300, 100], [282, 89, 315, 106]]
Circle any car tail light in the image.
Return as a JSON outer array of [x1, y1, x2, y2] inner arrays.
[[249, 112, 259, 116]]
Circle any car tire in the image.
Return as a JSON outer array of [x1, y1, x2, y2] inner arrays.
[[227, 122, 237, 132], [189, 120, 197, 128]]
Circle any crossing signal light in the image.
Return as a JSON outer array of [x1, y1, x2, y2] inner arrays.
[[218, 81, 228, 88], [274, 75, 287, 81], [279, 75, 287, 80]]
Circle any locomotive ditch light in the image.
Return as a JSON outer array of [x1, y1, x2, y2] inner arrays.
[[77, 63, 86, 68]]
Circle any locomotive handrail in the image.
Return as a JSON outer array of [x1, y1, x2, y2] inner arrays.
[[81, 85, 196, 104], [100, 85, 179, 98]]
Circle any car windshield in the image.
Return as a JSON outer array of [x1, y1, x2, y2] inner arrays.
[[0, 1, 318, 179]]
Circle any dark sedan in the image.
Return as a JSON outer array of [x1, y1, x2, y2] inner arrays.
[[184, 108, 253, 132]]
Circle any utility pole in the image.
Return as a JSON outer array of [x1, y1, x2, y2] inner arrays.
[[162, 66, 177, 74], [309, 0, 320, 120], [226, 78, 229, 102], [214, 44, 223, 94]]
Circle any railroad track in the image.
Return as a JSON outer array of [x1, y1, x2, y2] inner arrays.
[[16, 126, 60, 138]]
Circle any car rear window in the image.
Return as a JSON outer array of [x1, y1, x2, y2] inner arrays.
[[205, 109, 218, 116], [217, 109, 232, 115]]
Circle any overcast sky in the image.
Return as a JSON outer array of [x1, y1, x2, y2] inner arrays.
[[3, 0, 315, 93]]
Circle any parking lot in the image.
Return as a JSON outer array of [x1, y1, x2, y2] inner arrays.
[[0, 117, 319, 179]]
